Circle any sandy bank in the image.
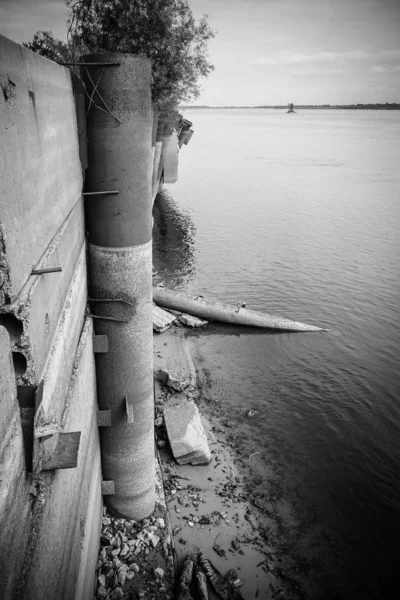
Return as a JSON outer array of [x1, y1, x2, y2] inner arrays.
[[153, 326, 295, 600]]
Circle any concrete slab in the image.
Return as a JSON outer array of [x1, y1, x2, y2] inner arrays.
[[0, 200, 85, 385], [23, 318, 102, 600], [164, 398, 212, 466], [0, 327, 32, 600], [34, 245, 88, 438], [0, 35, 82, 302]]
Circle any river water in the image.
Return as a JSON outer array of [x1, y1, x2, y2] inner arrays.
[[153, 109, 400, 599]]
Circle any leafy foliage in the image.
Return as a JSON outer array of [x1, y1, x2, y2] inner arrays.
[[22, 30, 71, 63], [66, 0, 215, 120]]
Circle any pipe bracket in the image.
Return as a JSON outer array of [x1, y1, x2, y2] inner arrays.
[[125, 395, 134, 424], [41, 431, 81, 471]]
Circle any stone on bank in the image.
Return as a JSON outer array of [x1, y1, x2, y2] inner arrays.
[[164, 397, 212, 465]]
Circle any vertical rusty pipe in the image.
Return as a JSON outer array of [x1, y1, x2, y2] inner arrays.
[[82, 54, 154, 519]]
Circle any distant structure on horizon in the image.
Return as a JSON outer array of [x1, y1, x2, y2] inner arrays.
[[287, 102, 296, 113]]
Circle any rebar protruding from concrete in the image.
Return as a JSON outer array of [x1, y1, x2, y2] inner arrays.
[[60, 62, 120, 67], [82, 190, 119, 196], [83, 53, 154, 520], [31, 267, 62, 275]]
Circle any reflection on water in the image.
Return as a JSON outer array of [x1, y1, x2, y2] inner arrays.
[[153, 189, 197, 288], [152, 109, 400, 600]]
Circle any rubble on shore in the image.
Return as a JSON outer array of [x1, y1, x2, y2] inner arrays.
[[153, 305, 177, 333], [178, 314, 208, 329], [94, 461, 175, 600]]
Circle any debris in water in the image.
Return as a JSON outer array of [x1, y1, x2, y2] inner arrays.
[[194, 566, 209, 600], [176, 554, 195, 600], [212, 532, 226, 558], [249, 451, 261, 466], [198, 553, 244, 600]]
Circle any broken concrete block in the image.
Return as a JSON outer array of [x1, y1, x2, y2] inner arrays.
[[164, 399, 211, 466], [178, 313, 208, 329], [153, 305, 176, 333], [155, 368, 192, 392]]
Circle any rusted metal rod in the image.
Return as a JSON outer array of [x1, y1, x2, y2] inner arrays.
[[83, 190, 119, 196], [60, 62, 120, 67], [31, 267, 62, 275]]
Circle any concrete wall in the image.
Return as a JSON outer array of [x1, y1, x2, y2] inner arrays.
[[0, 35, 83, 304], [0, 35, 102, 600]]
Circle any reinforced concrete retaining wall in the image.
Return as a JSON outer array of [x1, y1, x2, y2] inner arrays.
[[0, 35, 101, 600]]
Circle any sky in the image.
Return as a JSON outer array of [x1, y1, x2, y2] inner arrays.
[[1, 0, 400, 105]]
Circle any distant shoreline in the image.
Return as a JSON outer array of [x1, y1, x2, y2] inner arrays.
[[183, 103, 400, 110]]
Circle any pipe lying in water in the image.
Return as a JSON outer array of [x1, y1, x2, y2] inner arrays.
[[153, 287, 323, 332]]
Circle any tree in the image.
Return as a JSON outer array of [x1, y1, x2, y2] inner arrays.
[[66, 0, 215, 121], [22, 30, 71, 63]]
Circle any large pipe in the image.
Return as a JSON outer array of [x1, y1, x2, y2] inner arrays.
[[82, 53, 154, 519], [153, 287, 323, 332], [89, 244, 154, 518]]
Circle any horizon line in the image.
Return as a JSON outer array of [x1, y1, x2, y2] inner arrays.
[[183, 102, 400, 109]]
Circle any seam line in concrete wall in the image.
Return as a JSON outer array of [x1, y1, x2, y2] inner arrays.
[[60, 316, 93, 429]]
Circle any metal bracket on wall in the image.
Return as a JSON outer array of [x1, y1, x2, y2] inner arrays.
[[97, 410, 112, 427], [17, 380, 44, 411], [93, 334, 109, 353], [41, 432, 81, 471], [102, 480, 115, 496], [17, 381, 44, 472], [125, 395, 134, 424]]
